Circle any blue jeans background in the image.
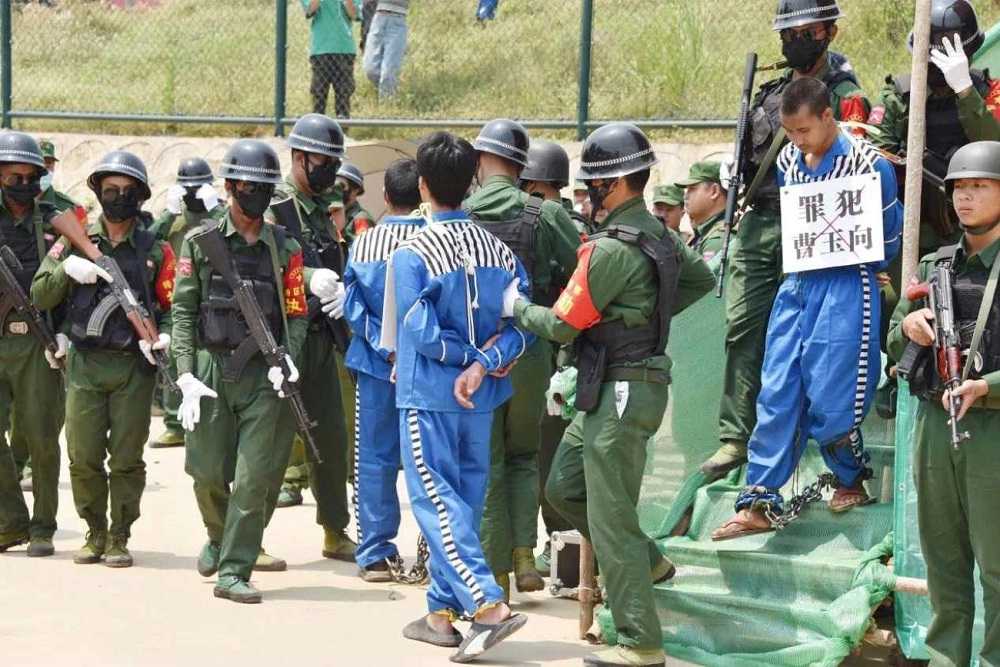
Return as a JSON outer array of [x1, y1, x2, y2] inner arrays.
[[362, 11, 407, 98]]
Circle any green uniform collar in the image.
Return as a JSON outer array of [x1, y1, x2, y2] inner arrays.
[[600, 196, 661, 236], [220, 211, 280, 250], [90, 217, 142, 247], [0, 199, 37, 230], [480, 174, 517, 190], [692, 210, 725, 242], [959, 233, 1000, 270], [283, 175, 320, 215]]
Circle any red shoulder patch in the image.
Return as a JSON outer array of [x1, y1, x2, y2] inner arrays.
[[353, 216, 372, 236], [553, 242, 601, 330], [839, 96, 869, 136], [47, 241, 65, 259], [154, 244, 176, 310], [986, 79, 1000, 121]]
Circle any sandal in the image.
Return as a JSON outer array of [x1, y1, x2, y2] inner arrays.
[[711, 509, 774, 542]]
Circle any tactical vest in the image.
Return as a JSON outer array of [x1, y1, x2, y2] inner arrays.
[[469, 194, 543, 282], [68, 229, 157, 352], [891, 69, 991, 164], [746, 52, 860, 206], [197, 237, 283, 353], [573, 225, 680, 412], [0, 211, 42, 294]]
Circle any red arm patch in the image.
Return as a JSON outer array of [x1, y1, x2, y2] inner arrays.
[[839, 95, 869, 136], [986, 79, 1000, 121], [154, 243, 176, 310], [552, 242, 601, 330], [353, 216, 372, 236], [283, 250, 308, 318]]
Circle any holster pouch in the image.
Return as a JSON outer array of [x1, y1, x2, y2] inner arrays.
[[574, 339, 606, 413]]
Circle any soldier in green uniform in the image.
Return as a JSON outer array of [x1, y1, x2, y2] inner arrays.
[[887, 141, 1000, 667], [0, 132, 68, 558], [703, 0, 872, 479], [172, 140, 310, 603], [676, 161, 727, 263], [464, 119, 580, 596], [650, 184, 684, 235], [9, 137, 75, 493], [516, 139, 581, 574], [869, 0, 1000, 257], [267, 114, 357, 562], [505, 123, 715, 667], [337, 161, 374, 242], [147, 158, 226, 449], [32, 150, 176, 568]]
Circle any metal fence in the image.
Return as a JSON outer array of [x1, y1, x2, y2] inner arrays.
[[2, 0, 1000, 138]]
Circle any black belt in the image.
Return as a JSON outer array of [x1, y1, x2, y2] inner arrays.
[[605, 366, 670, 385]]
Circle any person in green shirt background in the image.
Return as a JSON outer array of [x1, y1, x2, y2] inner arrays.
[[677, 161, 727, 263], [650, 183, 684, 236], [302, 0, 359, 118]]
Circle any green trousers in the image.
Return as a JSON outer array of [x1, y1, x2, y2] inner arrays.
[[9, 415, 29, 476], [480, 338, 550, 574], [915, 402, 1000, 667], [545, 376, 668, 650], [65, 347, 155, 537], [0, 334, 64, 539], [539, 412, 572, 536], [160, 349, 182, 435], [185, 353, 295, 580], [718, 208, 782, 445]]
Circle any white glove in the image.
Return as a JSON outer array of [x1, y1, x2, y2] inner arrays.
[[319, 281, 346, 319], [138, 332, 170, 366], [267, 354, 300, 397], [308, 268, 341, 299], [930, 34, 974, 94], [63, 255, 113, 284], [195, 183, 220, 211], [501, 278, 523, 318], [719, 156, 735, 192], [177, 372, 218, 432], [165, 184, 185, 215], [44, 333, 70, 370]]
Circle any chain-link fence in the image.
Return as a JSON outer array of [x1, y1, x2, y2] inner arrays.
[[3, 0, 1000, 136]]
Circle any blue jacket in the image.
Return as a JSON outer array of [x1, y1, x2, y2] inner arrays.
[[389, 210, 534, 413], [776, 131, 902, 272], [344, 214, 425, 381]]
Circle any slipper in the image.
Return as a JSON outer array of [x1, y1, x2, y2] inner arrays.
[[402, 617, 463, 648], [829, 484, 874, 513], [711, 510, 774, 542], [450, 613, 527, 663]]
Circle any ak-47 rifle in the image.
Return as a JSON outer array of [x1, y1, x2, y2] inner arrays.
[[0, 245, 65, 377], [193, 226, 323, 464], [50, 208, 177, 392], [716, 53, 758, 298], [903, 265, 971, 449]]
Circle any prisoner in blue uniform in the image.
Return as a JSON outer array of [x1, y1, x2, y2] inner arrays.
[[344, 206, 423, 575], [713, 79, 902, 540]]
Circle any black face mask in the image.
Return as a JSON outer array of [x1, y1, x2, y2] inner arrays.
[[183, 187, 206, 213], [2, 179, 41, 205], [234, 184, 274, 219], [100, 190, 141, 222], [586, 180, 614, 224], [781, 32, 829, 72], [306, 158, 339, 193]]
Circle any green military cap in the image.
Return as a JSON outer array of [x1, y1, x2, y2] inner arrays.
[[573, 180, 588, 192], [675, 161, 722, 188], [39, 139, 57, 161], [651, 184, 684, 206]]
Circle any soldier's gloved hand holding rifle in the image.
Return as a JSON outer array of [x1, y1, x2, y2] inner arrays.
[[267, 355, 300, 398], [62, 255, 112, 285], [43, 333, 69, 370], [930, 34, 974, 97], [139, 333, 171, 367], [177, 373, 218, 431]]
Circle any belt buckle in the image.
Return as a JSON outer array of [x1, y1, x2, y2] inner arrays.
[[7, 321, 29, 335]]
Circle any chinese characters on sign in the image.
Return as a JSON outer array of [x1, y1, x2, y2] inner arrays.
[[780, 173, 884, 273]]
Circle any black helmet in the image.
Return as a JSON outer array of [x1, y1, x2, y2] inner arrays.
[[219, 140, 283, 185], [473, 119, 530, 168], [520, 140, 570, 187], [945, 141, 1000, 183], [908, 0, 984, 56], [337, 161, 365, 193], [577, 123, 658, 181], [87, 150, 150, 200], [177, 157, 213, 187], [773, 0, 844, 31], [0, 131, 47, 173], [288, 113, 346, 159]]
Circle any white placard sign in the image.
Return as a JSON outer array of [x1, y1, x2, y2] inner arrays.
[[780, 172, 884, 273]]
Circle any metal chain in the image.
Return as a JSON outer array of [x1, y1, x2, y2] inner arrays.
[[765, 472, 838, 530], [386, 534, 429, 585]]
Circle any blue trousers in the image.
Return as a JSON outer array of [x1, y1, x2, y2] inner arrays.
[[400, 408, 504, 616], [744, 266, 878, 503], [353, 373, 402, 568], [362, 11, 407, 98]]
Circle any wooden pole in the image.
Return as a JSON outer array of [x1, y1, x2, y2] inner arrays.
[[578, 537, 597, 639], [894, 575, 929, 596], [901, 0, 934, 287]]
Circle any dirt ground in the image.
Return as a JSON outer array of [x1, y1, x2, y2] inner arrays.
[[0, 417, 700, 666]]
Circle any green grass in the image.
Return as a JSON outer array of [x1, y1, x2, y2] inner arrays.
[[8, 0, 1000, 141]]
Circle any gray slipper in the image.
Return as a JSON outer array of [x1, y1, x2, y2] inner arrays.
[[403, 617, 463, 648], [450, 613, 527, 663]]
